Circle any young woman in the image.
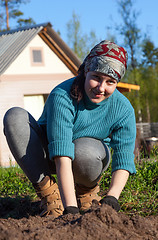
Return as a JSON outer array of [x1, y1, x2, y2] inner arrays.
[[3, 40, 136, 217]]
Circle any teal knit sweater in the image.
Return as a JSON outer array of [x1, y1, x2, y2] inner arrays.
[[38, 78, 136, 174]]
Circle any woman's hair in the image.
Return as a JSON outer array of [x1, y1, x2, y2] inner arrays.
[[70, 63, 86, 102]]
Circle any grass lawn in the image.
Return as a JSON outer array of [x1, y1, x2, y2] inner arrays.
[[0, 157, 157, 217]]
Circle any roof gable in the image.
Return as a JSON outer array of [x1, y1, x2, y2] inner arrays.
[[0, 22, 81, 75], [0, 25, 44, 75], [4, 34, 73, 75]]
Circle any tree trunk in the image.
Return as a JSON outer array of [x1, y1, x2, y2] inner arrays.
[[5, 0, 9, 30], [146, 98, 151, 123]]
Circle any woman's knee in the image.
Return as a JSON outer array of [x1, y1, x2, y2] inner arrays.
[[73, 137, 107, 163], [3, 107, 28, 135], [72, 137, 110, 187], [4, 107, 27, 125]]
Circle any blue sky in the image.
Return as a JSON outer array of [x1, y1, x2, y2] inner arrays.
[[9, 0, 158, 48]]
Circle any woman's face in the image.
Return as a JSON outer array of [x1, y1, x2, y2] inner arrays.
[[84, 71, 118, 103]]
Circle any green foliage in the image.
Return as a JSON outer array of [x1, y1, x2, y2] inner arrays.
[[0, 166, 36, 199], [141, 39, 158, 66], [0, 0, 35, 31], [117, 0, 141, 69], [124, 61, 158, 122], [66, 11, 99, 61], [17, 17, 36, 27], [120, 159, 158, 216], [114, 0, 158, 123], [0, 159, 157, 217], [104, 0, 158, 122], [100, 159, 158, 216], [138, 65, 158, 122], [150, 145, 158, 157]]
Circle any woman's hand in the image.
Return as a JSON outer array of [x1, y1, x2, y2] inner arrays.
[[100, 195, 120, 212], [100, 169, 129, 211]]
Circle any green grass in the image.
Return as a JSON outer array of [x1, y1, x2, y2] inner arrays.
[[0, 158, 157, 217], [100, 158, 158, 216], [0, 166, 36, 199]]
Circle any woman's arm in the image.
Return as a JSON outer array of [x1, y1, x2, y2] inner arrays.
[[54, 156, 78, 208], [100, 169, 129, 211], [106, 169, 129, 199]]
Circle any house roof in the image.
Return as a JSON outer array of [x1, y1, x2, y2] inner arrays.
[[0, 22, 81, 75], [117, 82, 140, 92], [0, 24, 42, 75], [0, 22, 140, 92]]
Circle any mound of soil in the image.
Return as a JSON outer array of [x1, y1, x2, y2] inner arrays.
[[0, 197, 157, 240]]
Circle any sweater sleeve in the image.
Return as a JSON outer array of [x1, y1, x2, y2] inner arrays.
[[110, 108, 136, 174], [46, 92, 75, 160]]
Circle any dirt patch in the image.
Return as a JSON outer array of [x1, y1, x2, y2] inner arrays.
[[0, 197, 157, 240]]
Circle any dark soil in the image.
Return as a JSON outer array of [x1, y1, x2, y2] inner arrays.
[[0, 197, 158, 240]]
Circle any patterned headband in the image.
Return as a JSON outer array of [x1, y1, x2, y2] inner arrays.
[[84, 40, 128, 82]]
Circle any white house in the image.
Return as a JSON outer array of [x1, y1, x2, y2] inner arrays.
[[0, 22, 81, 166]]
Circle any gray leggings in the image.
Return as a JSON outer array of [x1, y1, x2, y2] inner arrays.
[[3, 107, 110, 188]]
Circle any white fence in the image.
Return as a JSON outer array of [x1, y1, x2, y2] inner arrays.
[[136, 122, 158, 139]]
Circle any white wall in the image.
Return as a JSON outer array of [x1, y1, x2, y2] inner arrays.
[[5, 35, 72, 75]]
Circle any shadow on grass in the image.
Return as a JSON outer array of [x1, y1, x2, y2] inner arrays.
[[0, 196, 40, 219]]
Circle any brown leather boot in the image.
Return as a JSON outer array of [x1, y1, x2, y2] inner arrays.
[[33, 176, 64, 217], [75, 183, 101, 212]]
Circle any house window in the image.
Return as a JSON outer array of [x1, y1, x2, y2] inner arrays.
[[33, 50, 42, 63], [30, 47, 44, 66]]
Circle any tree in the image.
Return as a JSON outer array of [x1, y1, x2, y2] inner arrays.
[[139, 40, 158, 122], [117, 0, 141, 70], [66, 12, 99, 61], [125, 43, 158, 123], [0, 0, 35, 31], [17, 17, 35, 27], [141, 39, 158, 66]]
